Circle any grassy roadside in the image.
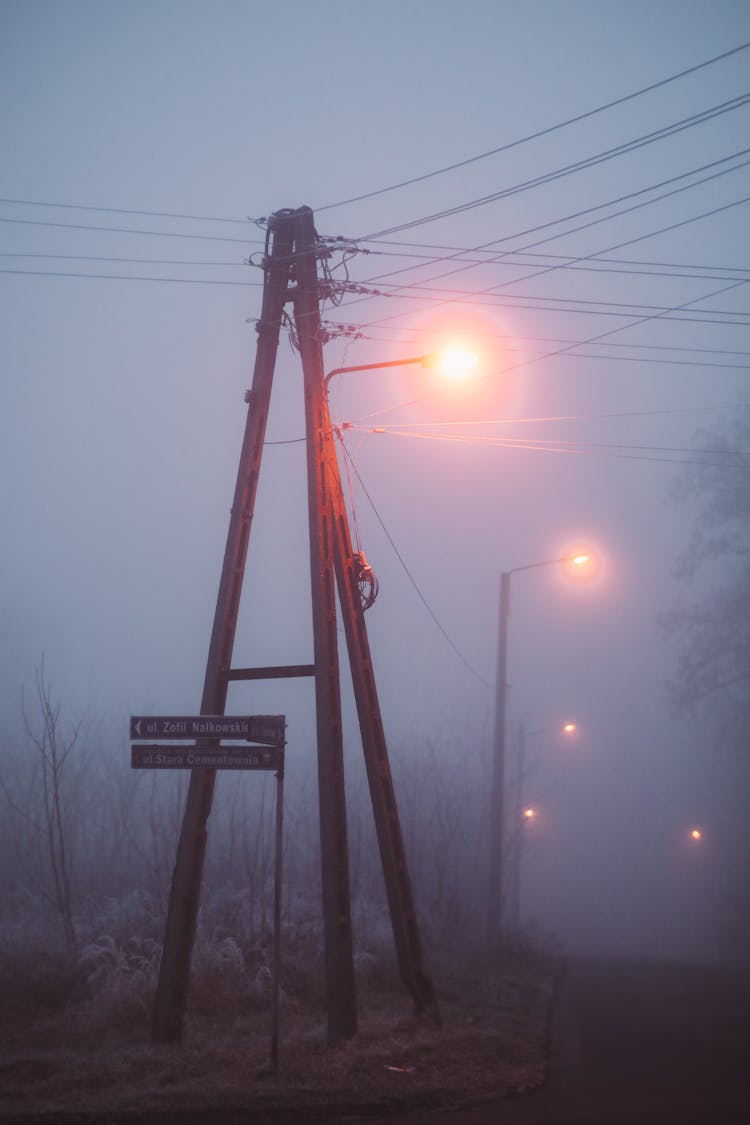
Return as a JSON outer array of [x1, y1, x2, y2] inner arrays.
[[0, 943, 560, 1123]]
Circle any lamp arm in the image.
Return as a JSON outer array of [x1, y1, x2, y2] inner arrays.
[[325, 355, 426, 389]]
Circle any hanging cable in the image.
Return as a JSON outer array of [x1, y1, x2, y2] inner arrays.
[[360, 93, 750, 240], [346, 425, 750, 468], [334, 426, 379, 610], [338, 444, 491, 688]]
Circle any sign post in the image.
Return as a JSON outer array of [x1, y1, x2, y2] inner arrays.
[[131, 714, 285, 1070]]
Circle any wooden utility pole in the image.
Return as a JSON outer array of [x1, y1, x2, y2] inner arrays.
[[152, 206, 434, 1045], [324, 416, 436, 1016], [292, 207, 357, 1040], [152, 212, 295, 1044]]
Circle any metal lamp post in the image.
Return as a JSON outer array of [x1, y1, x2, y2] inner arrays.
[[486, 554, 588, 943]]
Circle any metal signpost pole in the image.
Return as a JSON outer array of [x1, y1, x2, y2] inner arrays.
[[270, 745, 285, 1071]]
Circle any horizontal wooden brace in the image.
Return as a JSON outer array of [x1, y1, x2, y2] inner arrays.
[[226, 664, 316, 681]]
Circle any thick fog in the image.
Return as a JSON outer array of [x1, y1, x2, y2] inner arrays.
[[1, 1, 749, 970]]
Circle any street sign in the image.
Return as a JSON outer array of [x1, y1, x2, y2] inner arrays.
[[131, 744, 284, 771], [129, 714, 285, 745]]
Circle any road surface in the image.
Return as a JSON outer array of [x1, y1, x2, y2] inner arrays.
[[361, 954, 750, 1124]]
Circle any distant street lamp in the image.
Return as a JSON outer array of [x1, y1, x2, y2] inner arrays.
[[509, 720, 578, 931], [690, 828, 703, 841], [486, 552, 590, 942]]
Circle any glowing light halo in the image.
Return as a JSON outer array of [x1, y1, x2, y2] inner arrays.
[[386, 305, 520, 422], [433, 344, 479, 383], [554, 538, 605, 588]]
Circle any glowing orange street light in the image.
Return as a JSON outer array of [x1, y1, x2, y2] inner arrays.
[[509, 718, 575, 932], [325, 346, 478, 393], [488, 547, 597, 940], [690, 828, 703, 841], [430, 346, 479, 382]]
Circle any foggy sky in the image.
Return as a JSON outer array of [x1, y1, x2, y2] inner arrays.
[[2, 0, 749, 962]]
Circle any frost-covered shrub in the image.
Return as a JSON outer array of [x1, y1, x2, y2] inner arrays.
[[76, 932, 160, 1032]]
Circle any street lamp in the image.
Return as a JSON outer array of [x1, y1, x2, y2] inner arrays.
[[325, 347, 478, 392], [509, 719, 577, 932], [324, 347, 478, 607], [486, 552, 590, 942]]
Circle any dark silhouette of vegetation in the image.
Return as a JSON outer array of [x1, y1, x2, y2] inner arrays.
[[664, 405, 750, 956]]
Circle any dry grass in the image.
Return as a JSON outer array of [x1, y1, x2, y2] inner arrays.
[[0, 940, 558, 1124]]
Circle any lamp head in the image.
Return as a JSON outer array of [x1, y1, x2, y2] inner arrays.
[[424, 345, 478, 383]]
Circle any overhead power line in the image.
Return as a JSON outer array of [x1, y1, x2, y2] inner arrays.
[[0, 267, 262, 287], [338, 156, 750, 320], [350, 405, 750, 429], [361, 93, 750, 239], [349, 286, 750, 327], [0, 252, 249, 267], [356, 148, 750, 290], [352, 193, 750, 332], [364, 246, 750, 284], [362, 240, 750, 277], [314, 40, 750, 213], [352, 324, 750, 359], [346, 426, 749, 469], [0, 196, 254, 226], [0, 215, 263, 245]]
